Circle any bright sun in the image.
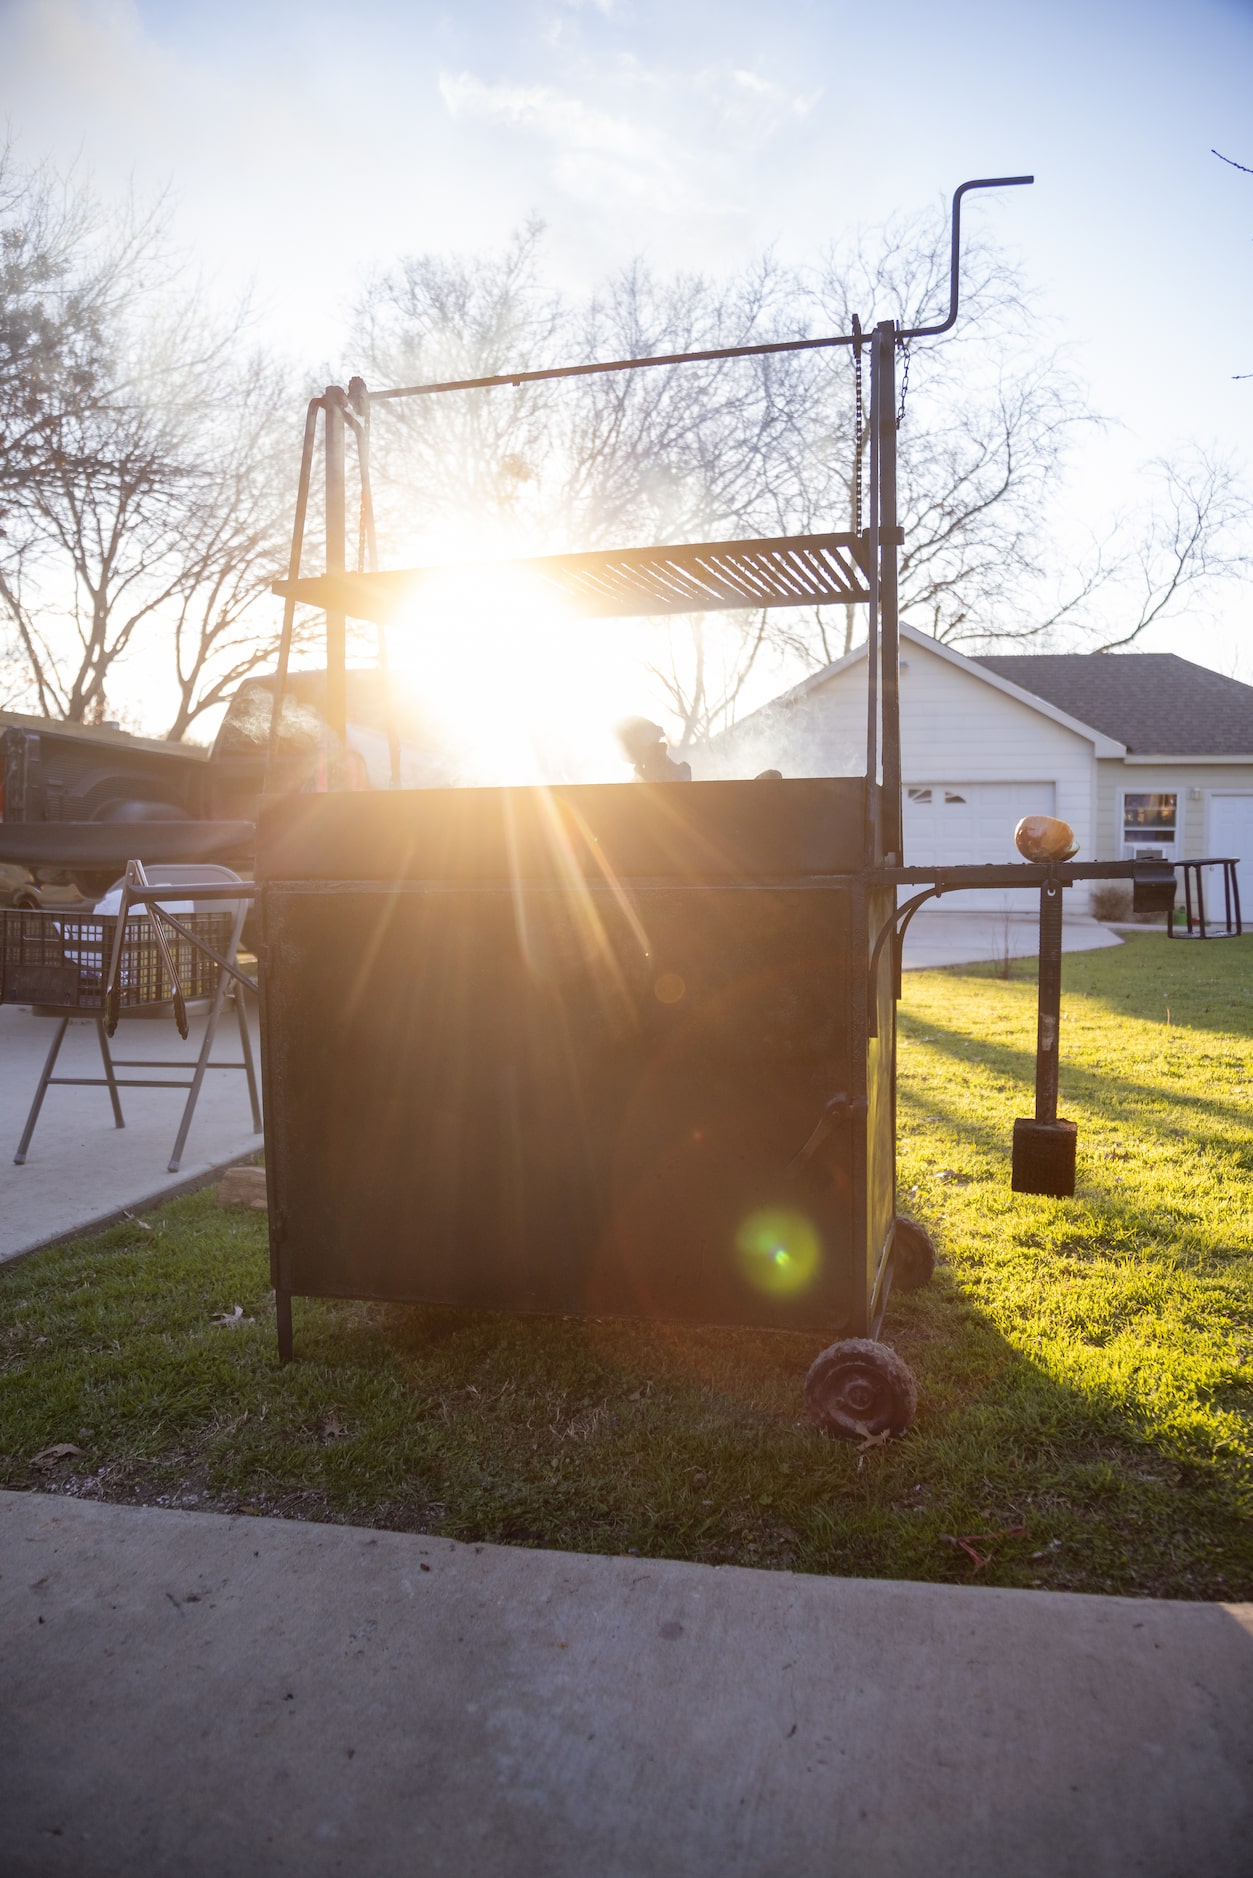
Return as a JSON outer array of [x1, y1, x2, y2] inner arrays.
[[384, 563, 655, 788]]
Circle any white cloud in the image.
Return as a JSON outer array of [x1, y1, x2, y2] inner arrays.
[[438, 71, 720, 215], [732, 69, 776, 95], [440, 74, 652, 162], [437, 55, 821, 223], [704, 63, 821, 126]]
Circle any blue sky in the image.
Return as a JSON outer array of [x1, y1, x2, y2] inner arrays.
[[2, 0, 1250, 672]]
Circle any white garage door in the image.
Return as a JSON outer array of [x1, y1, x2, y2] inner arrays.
[[903, 781, 1057, 912], [1208, 794, 1253, 875]]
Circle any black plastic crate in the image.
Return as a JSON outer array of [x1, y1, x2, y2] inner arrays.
[[0, 908, 233, 1012]]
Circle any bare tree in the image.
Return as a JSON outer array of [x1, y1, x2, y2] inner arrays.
[[0, 150, 128, 702], [648, 613, 776, 752], [344, 208, 1246, 747], [1213, 149, 1251, 381], [351, 225, 556, 546], [351, 229, 841, 745], [4, 363, 211, 722], [353, 227, 816, 554], [1080, 451, 1251, 652], [558, 256, 833, 746], [774, 210, 1090, 657], [346, 213, 1098, 738], [0, 150, 133, 514], [159, 356, 295, 740], [0, 156, 293, 733]]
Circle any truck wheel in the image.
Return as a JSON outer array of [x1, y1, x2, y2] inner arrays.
[[892, 1216, 936, 1291], [804, 1338, 917, 1439]]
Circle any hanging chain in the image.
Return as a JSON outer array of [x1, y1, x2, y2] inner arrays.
[[851, 313, 864, 536], [896, 337, 911, 430]]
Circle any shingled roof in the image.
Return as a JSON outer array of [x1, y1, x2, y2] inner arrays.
[[973, 652, 1253, 756]]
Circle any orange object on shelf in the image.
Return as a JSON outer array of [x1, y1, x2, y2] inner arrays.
[[1014, 814, 1079, 862]]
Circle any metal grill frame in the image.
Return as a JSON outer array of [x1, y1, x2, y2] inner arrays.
[[272, 533, 871, 625], [261, 179, 1137, 1394]]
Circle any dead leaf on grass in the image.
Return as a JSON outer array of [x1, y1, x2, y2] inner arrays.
[[941, 1525, 1028, 1575], [935, 1169, 974, 1185], [30, 1444, 84, 1472], [316, 1415, 349, 1441], [210, 1305, 250, 1327], [122, 1210, 153, 1232]]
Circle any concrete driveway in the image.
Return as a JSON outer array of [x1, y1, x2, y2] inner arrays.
[[0, 1000, 262, 1265], [901, 907, 1123, 970]]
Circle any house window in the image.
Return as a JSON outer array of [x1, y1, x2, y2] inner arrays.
[[1122, 791, 1177, 859], [944, 791, 966, 804], [907, 787, 932, 804]]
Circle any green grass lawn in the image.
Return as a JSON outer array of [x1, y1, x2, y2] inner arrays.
[[2, 932, 1250, 1599]]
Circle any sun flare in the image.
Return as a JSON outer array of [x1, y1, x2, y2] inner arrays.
[[385, 562, 654, 788]]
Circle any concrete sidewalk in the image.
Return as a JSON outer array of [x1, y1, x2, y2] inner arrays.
[[2, 1490, 1250, 1877], [0, 1002, 263, 1264]]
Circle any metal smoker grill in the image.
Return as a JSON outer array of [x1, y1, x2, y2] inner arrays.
[[256, 176, 1169, 1437]]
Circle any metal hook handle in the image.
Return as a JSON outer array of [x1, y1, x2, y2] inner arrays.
[[903, 175, 1035, 341]]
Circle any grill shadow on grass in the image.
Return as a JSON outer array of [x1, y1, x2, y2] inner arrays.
[[1, 1187, 1250, 1603]]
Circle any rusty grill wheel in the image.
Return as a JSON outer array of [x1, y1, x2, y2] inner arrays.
[[804, 1337, 918, 1440]]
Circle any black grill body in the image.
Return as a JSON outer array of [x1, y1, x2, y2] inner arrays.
[[259, 779, 897, 1340]]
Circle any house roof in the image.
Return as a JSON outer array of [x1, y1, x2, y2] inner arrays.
[[709, 622, 1126, 757], [974, 652, 1253, 757]]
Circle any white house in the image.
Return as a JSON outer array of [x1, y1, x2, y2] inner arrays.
[[702, 624, 1253, 914]]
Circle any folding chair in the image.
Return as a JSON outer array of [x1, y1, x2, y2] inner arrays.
[[10, 865, 261, 1173]]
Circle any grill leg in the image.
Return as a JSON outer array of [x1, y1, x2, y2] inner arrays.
[[14, 1018, 72, 1165]]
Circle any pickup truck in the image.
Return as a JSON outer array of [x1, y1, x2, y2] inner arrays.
[[0, 670, 445, 901]]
